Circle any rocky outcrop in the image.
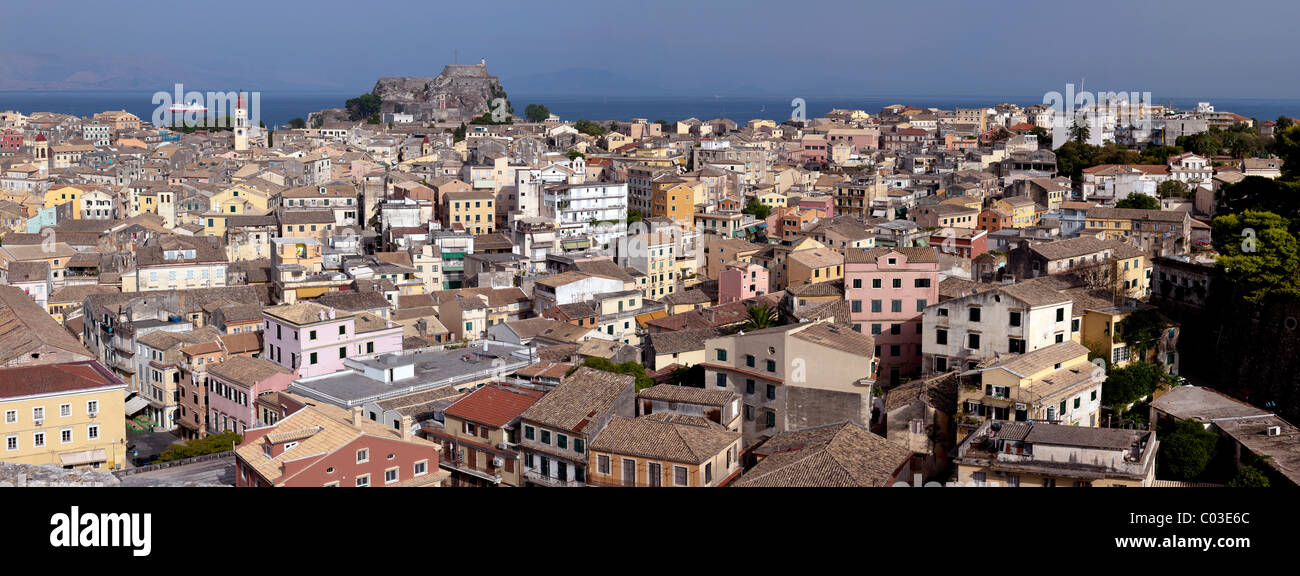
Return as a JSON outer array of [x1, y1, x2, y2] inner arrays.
[[373, 60, 508, 123], [0, 462, 120, 487]]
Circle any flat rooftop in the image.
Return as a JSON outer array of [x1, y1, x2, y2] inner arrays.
[[1150, 386, 1270, 423], [290, 342, 537, 407]]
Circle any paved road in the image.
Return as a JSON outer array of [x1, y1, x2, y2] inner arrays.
[[118, 457, 235, 486], [125, 430, 184, 467]]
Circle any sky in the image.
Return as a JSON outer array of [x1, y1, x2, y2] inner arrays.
[[1, 0, 1297, 99]]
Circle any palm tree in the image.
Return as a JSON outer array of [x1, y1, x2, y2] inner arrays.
[[741, 304, 778, 331]]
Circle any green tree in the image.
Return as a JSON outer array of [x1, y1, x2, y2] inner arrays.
[[573, 119, 606, 136], [524, 104, 551, 123], [157, 431, 243, 462], [1115, 192, 1160, 210], [345, 92, 382, 121], [566, 150, 585, 160], [740, 304, 778, 332], [1102, 361, 1168, 412], [742, 199, 771, 220], [566, 357, 654, 390], [1178, 131, 1223, 157], [470, 110, 513, 125], [1140, 145, 1183, 164], [627, 209, 643, 225], [1159, 419, 1219, 480], [1157, 179, 1190, 199], [1216, 176, 1300, 227], [1115, 309, 1166, 358], [1228, 465, 1271, 487], [1029, 126, 1048, 143], [288, 117, 307, 129], [1212, 210, 1300, 301], [1274, 124, 1300, 180], [451, 123, 467, 143]]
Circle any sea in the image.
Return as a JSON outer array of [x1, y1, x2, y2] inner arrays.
[[1, 90, 1298, 128]]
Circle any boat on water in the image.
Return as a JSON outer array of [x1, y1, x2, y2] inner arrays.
[[168, 101, 208, 113]]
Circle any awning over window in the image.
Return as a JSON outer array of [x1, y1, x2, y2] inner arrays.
[[58, 448, 107, 467], [124, 396, 150, 416]]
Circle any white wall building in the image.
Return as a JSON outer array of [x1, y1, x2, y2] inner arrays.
[[542, 182, 628, 247]]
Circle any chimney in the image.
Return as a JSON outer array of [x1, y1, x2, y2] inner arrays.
[[401, 415, 415, 441], [329, 307, 336, 320], [351, 406, 364, 427]]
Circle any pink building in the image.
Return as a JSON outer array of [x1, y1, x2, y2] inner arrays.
[[718, 262, 769, 304], [207, 356, 295, 435], [798, 196, 835, 218], [800, 136, 828, 167], [844, 247, 940, 385], [262, 302, 403, 378]]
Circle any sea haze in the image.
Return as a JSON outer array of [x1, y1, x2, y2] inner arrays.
[[1, 91, 1296, 128]]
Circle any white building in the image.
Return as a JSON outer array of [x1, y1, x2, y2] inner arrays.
[[921, 282, 1077, 375], [531, 271, 625, 312], [515, 162, 580, 220], [542, 182, 628, 247]]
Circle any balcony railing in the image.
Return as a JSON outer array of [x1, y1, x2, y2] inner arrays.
[[524, 468, 584, 487]]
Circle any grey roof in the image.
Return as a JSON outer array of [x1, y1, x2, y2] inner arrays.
[[646, 327, 725, 355], [315, 290, 393, 313], [290, 344, 534, 407], [7, 261, 49, 283], [519, 367, 634, 433], [884, 372, 958, 413], [1149, 386, 1270, 423], [734, 422, 914, 487], [637, 383, 735, 407], [589, 414, 739, 465], [1023, 422, 1150, 451]]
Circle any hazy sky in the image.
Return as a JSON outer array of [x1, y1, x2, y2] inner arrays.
[[2, 0, 1297, 98]]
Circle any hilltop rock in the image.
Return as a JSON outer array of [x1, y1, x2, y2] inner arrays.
[[373, 60, 508, 124]]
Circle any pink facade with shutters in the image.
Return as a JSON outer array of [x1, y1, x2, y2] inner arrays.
[[844, 249, 939, 384], [209, 371, 296, 434], [718, 263, 769, 304], [263, 307, 403, 378]]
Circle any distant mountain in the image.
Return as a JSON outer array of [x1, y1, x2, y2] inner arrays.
[[505, 68, 663, 96], [0, 52, 341, 91]]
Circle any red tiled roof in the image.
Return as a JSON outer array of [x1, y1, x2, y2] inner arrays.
[[443, 384, 545, 428], [0, 361, 122, 399]]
